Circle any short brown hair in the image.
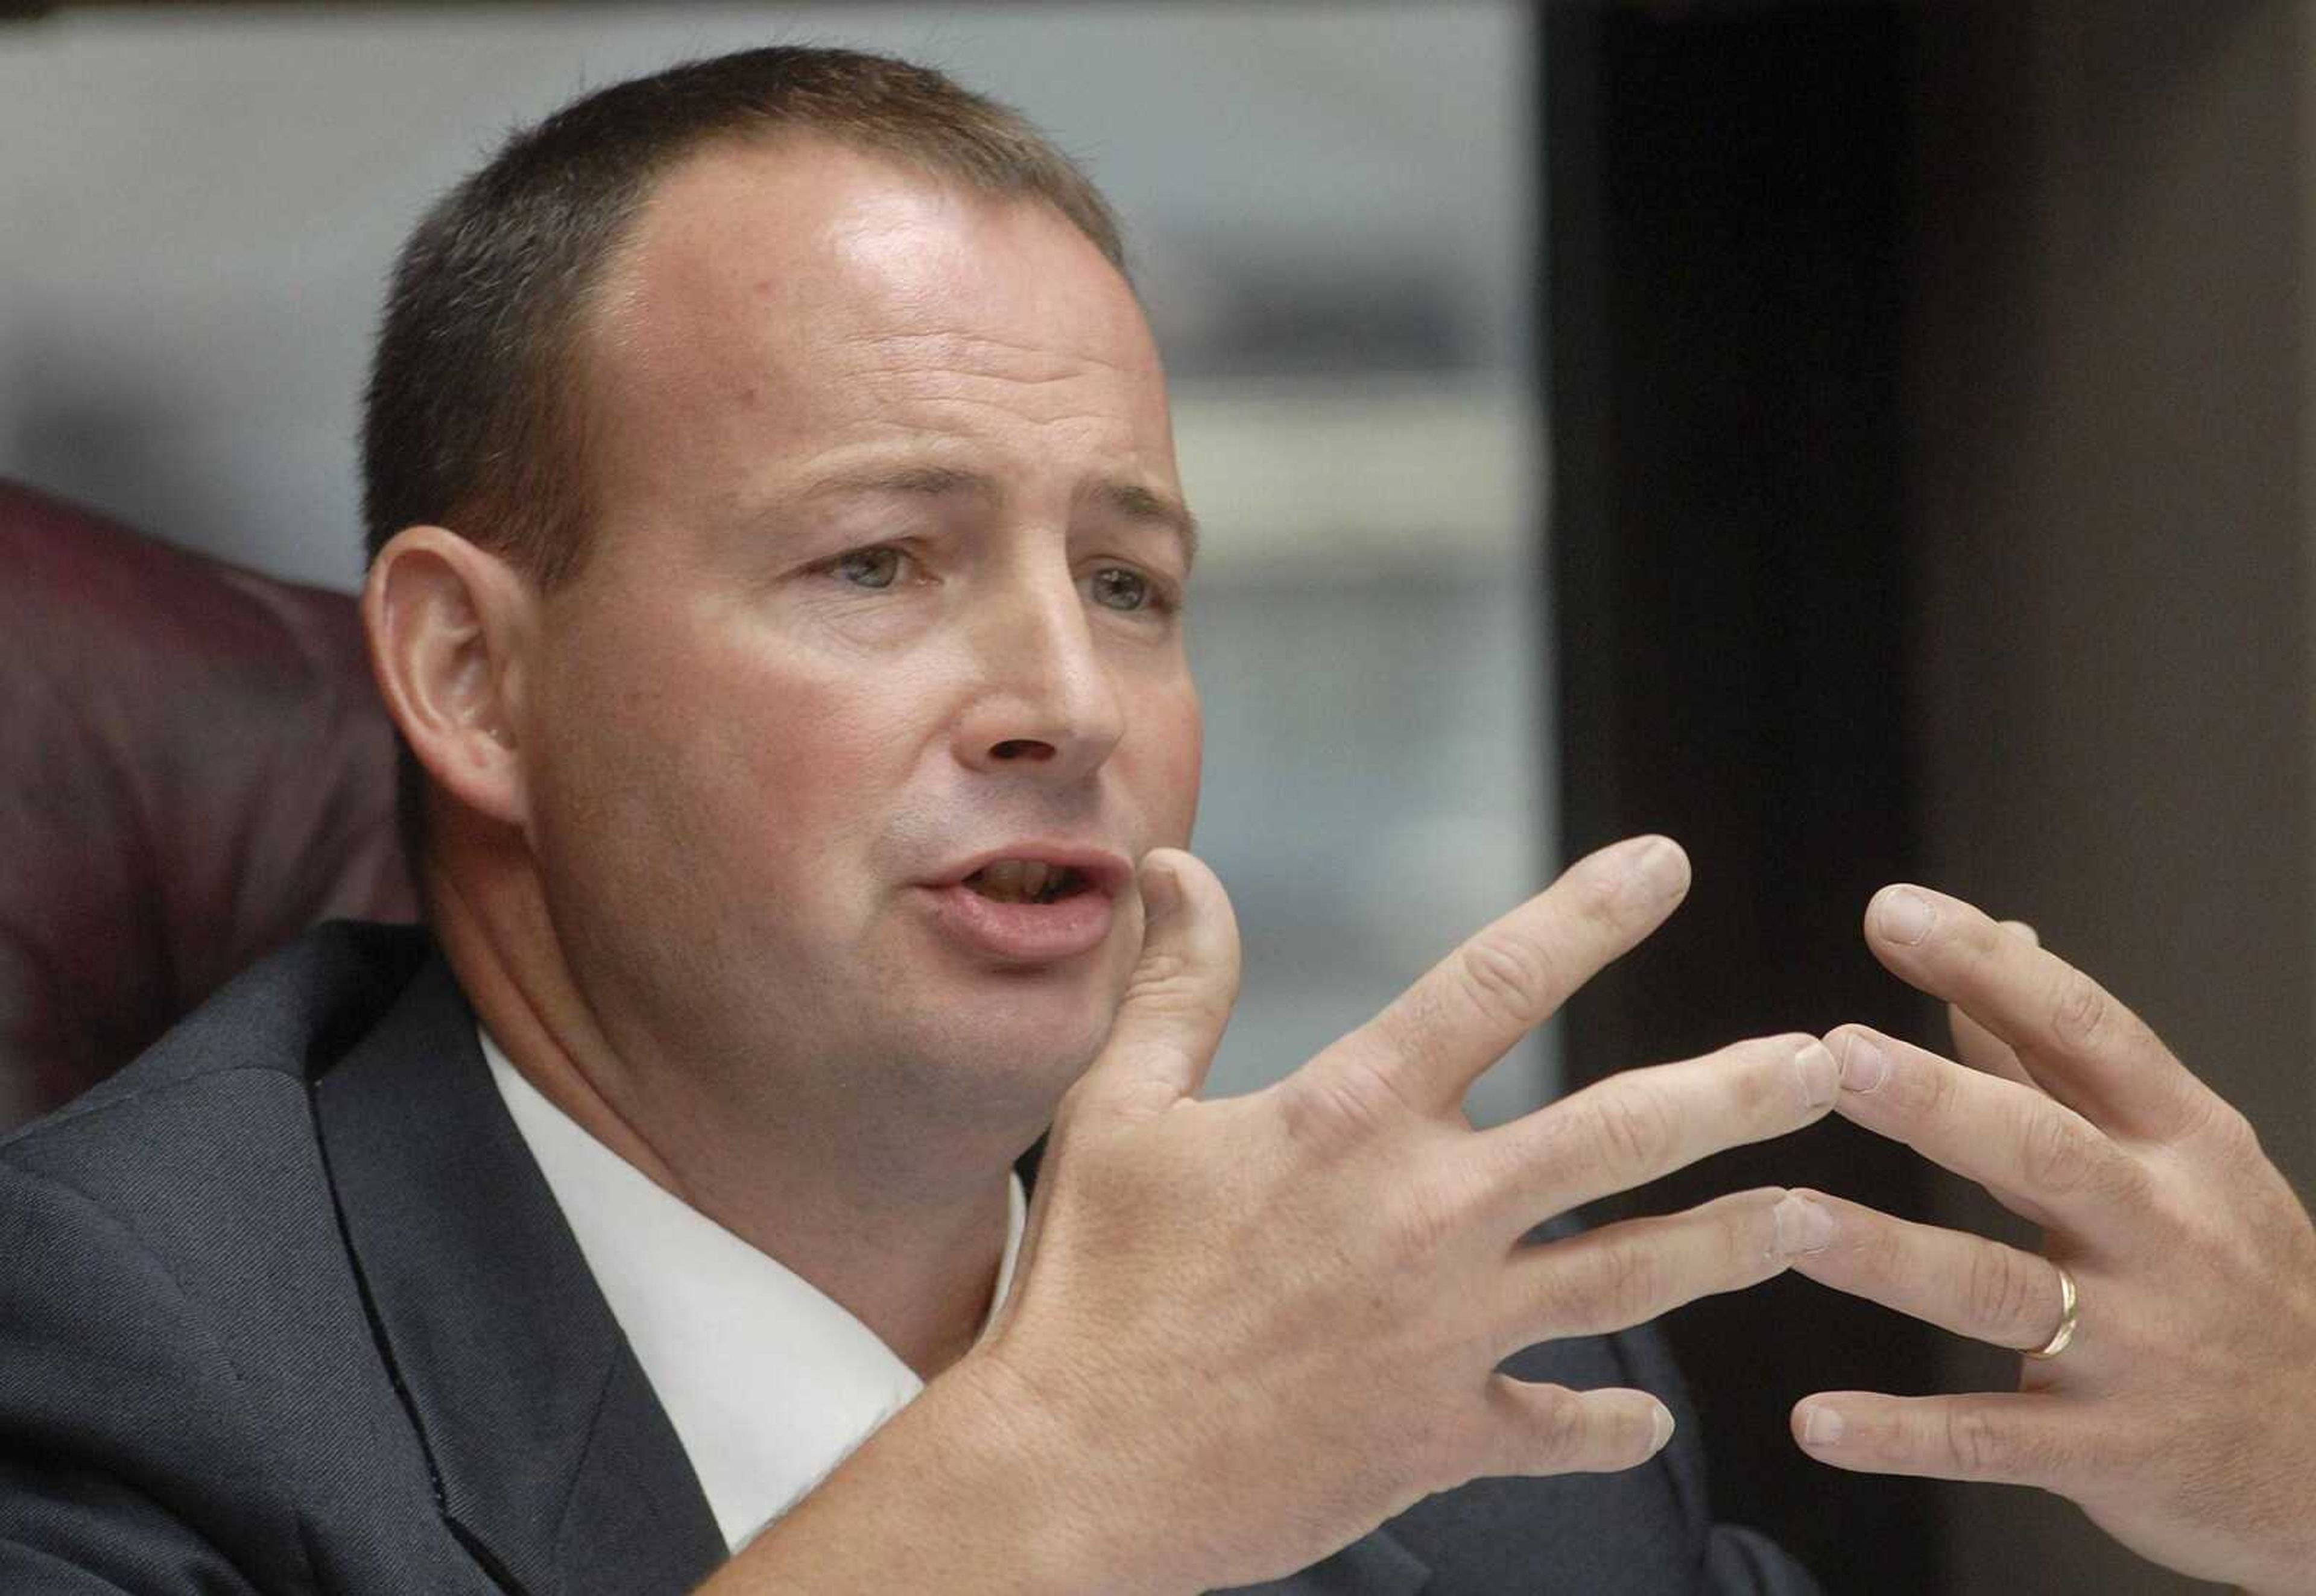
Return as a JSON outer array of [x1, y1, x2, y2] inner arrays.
[[359, 46, 1128, 871]]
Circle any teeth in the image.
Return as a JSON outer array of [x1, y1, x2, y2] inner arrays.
[[979, 860, 1026, 900], [966, 860, 1073, 904]]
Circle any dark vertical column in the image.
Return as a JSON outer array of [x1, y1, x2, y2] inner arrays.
[[1905, 6, 2311, 1589], [1545, 7, 1938, 1589]]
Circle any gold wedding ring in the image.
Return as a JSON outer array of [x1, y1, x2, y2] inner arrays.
[[2021, 1263, 2080, 1361]]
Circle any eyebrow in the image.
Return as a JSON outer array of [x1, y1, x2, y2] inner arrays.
[[801, 464, 1199, 568]]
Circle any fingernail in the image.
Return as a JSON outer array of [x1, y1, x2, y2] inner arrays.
[[1799, 1404, 1846, 1447], [1791, 1040, 1839, 1111], [1648, 1402, 1675, 1456], [1839, 1033, 1891, 1094], [1874, 888, 1936, 946], [1773, 1194, 1834, 1257], [1628, 837, 1688, 902]]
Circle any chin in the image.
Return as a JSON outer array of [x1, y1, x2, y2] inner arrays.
[[905, 986, 1117, 1100]]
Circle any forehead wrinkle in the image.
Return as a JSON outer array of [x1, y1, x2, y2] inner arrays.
[[812, 355, 1147, 440], [844, 327, 1133, 381], [821, 338, 1137, 414]]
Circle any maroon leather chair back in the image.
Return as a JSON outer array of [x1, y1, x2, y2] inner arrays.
[[0, 480, 416, 1131]]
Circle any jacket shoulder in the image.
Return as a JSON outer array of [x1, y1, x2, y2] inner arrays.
[[0, 921, 472, 1593], [3, 919, 429, 1158]]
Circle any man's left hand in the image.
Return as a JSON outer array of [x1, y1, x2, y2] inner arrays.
[[1783, 884, 2316, 1595]]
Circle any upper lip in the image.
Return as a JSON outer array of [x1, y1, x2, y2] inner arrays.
[[928, 844, 1133, 897]]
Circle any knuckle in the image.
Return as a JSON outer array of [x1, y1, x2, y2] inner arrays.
[[1589, 1082, 1679, 1185], [1594, 1237, 1662, 1320], [1518, 1250, 1583, 1334], [1121, 959, 1222, 1027], [1527, 1390, 1589, 1468], [2017, 1106, 2100, 1197], [1378, 981, 1461, 1089], [2050, 970, 2110, 1050], [1941, 1407, 2008, 1478], [1908, 1050, 1961, 1127], [1280, 1050, 1411, 1145], [1124, 938, 1194, 995], [2202, 1096, 2261, 1159], [1455, 932, 1561, 1030], [1855, 1214, 1909, 1284], [1964, 1246, 2037, 1339]]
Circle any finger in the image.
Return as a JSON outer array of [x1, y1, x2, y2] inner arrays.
[[1482, 1378, 1674, 1478], [1791, 1391, 2076, 1491], [1948, 923, 2039, 1088], [1080, 848, 1241, 1115], [1335, 836, 1689, 1115], [1485, 1033, 1839, 1220], [1947, 1002, 2036, 1090], [1864, 885, 2209, 1142], [1780, 1190, 2078, 1355], [1504, 1188, 1810, 1345], [1827, 1024, 2148, 1244]]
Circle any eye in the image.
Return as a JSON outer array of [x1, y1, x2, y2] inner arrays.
[[830, 546, 904, 589], [1087, 566, 1155, 613]]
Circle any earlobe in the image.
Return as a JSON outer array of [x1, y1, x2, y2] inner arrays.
[[362, 526, 535, 830]]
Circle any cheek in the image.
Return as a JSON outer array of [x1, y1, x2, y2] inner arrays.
[[1133, 680, 1204, 847], [731, 683, 904, 865], [533, 615, 913, 898]]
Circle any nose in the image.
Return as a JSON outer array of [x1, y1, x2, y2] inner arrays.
[[954, 566, 1127, 780]]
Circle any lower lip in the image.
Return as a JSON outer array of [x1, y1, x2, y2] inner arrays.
[[919, 883, 1116, 964]]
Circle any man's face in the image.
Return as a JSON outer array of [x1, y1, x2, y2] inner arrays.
[[521, 137, 1201, 1129]]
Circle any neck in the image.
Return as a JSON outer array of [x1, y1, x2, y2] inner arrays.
[[428, 849, 1026, 1379]]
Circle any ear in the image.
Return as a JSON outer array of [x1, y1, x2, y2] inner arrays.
[[362, 526, 537, 831]]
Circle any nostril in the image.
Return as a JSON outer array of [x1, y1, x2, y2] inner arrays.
[[990, 739, 1055, 761]]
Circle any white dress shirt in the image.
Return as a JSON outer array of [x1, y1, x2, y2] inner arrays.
[[481, 1029, 1026, 1553]]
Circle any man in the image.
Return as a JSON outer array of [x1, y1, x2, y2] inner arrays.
[[0, 46, 1823, 1595], [5, 42, 2312, 1596]]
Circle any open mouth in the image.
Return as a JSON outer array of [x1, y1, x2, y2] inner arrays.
[[962, 860, 1092, 906]]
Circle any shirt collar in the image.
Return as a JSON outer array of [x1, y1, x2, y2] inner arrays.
[[479, 1027, 1026, 1552]]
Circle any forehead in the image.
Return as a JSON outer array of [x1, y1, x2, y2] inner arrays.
[[613, 134, 1134, 334], [578, 136, 1173, 516]]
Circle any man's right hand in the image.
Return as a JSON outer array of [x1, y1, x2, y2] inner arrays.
[[724, 836, 1840, 1595]]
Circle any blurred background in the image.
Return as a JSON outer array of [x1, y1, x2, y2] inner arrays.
[[7, 2, 2315, 1592]]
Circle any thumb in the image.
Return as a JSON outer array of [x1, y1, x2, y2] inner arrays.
[[1083, 848, 1242, 1115]]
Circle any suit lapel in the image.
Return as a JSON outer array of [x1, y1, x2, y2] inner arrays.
[[312, 950, 724, 1596]]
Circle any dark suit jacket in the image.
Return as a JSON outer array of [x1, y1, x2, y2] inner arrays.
[[0, 924, 1820, 1594]]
